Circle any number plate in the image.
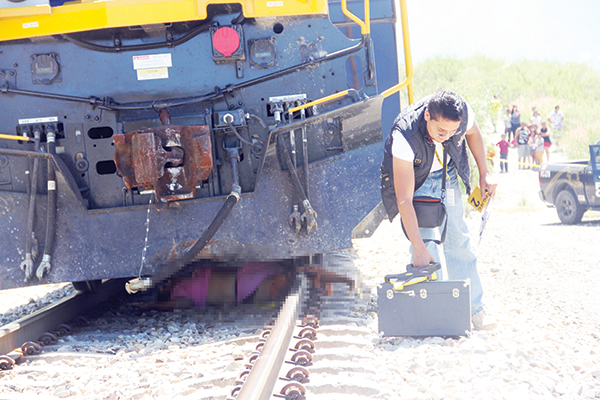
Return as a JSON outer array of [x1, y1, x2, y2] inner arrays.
[[467, 185, 490, 212]]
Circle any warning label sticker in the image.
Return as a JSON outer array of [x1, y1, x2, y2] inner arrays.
[[132, 54, 172, 70], [136, 68, 169, 81], [18, 116, 58, 125]]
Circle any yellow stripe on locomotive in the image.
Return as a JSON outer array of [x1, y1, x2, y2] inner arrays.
[[0, 0, 328, 42]]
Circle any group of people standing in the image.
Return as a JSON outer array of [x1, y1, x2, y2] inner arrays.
[[496, 104, 564, 172]]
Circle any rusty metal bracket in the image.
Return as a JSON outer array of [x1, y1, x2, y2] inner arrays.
[[113, 125, 213, 210]]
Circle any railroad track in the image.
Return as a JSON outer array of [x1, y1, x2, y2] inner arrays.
[[229, 268, 377, 400], [0, 279, 128, 369], [0, 257, 369, 399]]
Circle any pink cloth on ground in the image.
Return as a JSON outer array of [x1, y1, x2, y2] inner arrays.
[[170, 268, 212, 307], [237, 262, 283, 303]]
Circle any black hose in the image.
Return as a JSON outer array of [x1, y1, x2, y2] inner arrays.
[[24, 160, 31, 252], [278, 132, 317, 232], [152, 192, 240, 286], [246, 113, 268, 157], [226, 120, 256, 149], [63, 21, 214, 53], [23, 159, 39, 266], [38, 130, 58, 280], [277, 133, 308, 202], [151, 149, 242, 285], [302, 121, 309, 200], [21, 128, 41, 280], [247, 113, 268, 131], [25, 160, 39, 251], [43, 156, 57, 256]]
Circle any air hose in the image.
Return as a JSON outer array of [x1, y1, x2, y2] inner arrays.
[[20, 127, 41, 281], [246, 113, 268, 131], [37, 126, 58, 280], [126, 148, 242, 294], [277, 133, 317, 233]]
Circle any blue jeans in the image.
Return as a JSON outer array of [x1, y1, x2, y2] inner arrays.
[[500, 153, 508, 172], [410, 167, 485, 315]]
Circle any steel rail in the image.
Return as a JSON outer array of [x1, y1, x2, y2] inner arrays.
[[236, 274, 307, 400], [0, 279, 128, 362]]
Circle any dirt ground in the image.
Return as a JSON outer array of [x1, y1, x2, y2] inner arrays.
[[351, 144, 600, 398]]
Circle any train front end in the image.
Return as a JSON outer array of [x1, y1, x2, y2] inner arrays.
[[0, 0, 404, 290]]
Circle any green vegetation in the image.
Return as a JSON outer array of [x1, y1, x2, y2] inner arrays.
[[401, 55, 600, 159]]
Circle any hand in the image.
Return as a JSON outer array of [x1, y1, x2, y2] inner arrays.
[[413, 245, 435, 268], [480, 173, 498, 199]]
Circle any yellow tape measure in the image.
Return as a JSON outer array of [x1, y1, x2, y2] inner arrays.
[[468, 184, 491, 212]]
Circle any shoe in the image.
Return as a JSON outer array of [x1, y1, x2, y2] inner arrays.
[[472, 311, 498, 331]]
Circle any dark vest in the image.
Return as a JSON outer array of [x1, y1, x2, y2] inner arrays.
[[380, 96, 472, 222]]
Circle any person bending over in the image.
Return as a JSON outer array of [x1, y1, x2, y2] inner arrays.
[[380, 89, 498, 330]]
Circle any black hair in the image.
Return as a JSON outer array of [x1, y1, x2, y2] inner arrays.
[[427, 90, 463, 121]]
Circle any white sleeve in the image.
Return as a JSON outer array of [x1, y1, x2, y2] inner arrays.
[[466, 102, 475, 130], [390, 131, 415, 161]]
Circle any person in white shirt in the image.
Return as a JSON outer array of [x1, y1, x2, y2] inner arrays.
[[547, 105, 564, 146], [530, 110, 542, 130], [380, 89, 498, 330]]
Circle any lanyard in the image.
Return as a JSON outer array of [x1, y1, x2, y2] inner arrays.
[[434, 148, 443, 166], [434, 147, 450, 181], [433, 146, 448, 200]]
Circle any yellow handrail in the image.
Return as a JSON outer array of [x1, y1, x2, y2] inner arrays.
[[341, 0, 370, 35], [381, 0, 413, 104], [294, 0, 413, 115], [287, 90, 352, 114], [286, 0, 414, 119], [0, 133, 32, 142]]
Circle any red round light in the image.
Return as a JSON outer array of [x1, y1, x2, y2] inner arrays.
[[212, 27, 241, 57]]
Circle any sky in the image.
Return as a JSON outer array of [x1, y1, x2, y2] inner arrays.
[[406, 0, 600, 72]]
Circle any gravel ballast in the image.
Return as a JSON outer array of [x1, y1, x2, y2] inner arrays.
[[352, 149, 600, 399]]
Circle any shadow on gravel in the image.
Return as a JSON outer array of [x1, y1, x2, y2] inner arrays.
[[541, 219, 600, 227], [580, 219, 600, 226]]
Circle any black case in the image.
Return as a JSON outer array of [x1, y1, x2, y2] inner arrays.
[[377, 279, 472, 337]]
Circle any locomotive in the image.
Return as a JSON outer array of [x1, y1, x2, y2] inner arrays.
[[0, 0, 411, 291]]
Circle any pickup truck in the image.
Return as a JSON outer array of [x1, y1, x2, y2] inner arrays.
[[539, 144, 600, 224]]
